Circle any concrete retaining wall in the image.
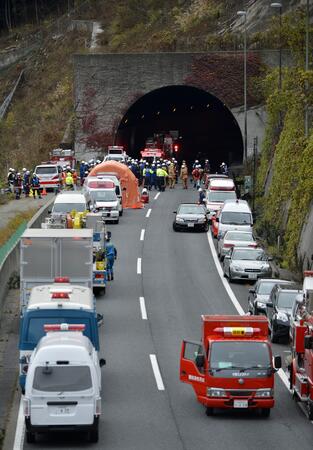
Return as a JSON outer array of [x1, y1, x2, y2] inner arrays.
[[0, 197, 54, 318]]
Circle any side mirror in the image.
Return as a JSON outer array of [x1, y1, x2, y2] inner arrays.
[[304, 335, 313, 350], [173, 211, 177, 214], [266, 302, 273, 307], [268, 256, 273, 261], [249, 289, 255, 294], [99, 358, 106, 368], [195, 354, 205, 369], [273, 355, 282, 369]]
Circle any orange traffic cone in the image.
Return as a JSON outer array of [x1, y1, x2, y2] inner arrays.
[[42, 187, 47, 196]]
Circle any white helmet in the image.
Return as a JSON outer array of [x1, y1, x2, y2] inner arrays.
[[198, 188, 203, 192], [22, 167, 27, 172]]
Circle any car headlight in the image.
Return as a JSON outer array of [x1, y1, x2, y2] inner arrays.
[[261, 264, 270, 271], [207, 388, 227, 398], [231, 265, 242, 271], [276, 312, 289, 322], [255, 388, 273, 398], [176, 217, 184, 223]]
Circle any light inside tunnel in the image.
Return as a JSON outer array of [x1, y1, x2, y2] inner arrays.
[[116, 85, 243, 171]]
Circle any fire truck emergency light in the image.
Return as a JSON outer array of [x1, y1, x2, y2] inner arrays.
[[54, 277, 70, 283], [214, 327, 259, 337], [44, 324, 86, 332], [51, 292, 70, 299]]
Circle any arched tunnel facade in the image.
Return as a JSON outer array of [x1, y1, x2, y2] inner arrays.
[[115, 86, 243, 171]]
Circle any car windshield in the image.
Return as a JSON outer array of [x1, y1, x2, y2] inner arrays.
[[207, 191, 236, 202], [221, 211, 252, 225], [225, 232, 253, 242], [53, 202, 86, 213], [33, 366, 92, 392], [210, 341, 271, 370], [91, 191, 117, 202], [257, 281, 281, 295], [178, 205, 205, 215], [277, 292, 298, 309], [36, 167, 57, 175], [232, 249, 266, 261]]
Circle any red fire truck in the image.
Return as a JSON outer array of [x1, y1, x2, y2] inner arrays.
[[180, 315, 282, 417], [289, 271, 313, 419]]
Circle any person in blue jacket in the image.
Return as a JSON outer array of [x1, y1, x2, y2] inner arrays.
[[105, 235, 117, 281]]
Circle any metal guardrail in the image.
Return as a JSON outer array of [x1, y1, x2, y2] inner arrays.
[[0, 69, 24, 120]]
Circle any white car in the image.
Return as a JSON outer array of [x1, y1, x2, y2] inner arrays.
[[52, 192, 88, 214], [84, 175, 123, 215], [88, 189, 120, 224], [217, 230, 257, 260], [24, 325, 105, 443]]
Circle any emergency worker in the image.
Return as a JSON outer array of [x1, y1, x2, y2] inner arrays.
[[105, 236, 117, 281], [23, 170, 31, 197], [31, 173, 42, 199], [180, 163, 188, 189], [192, 165, 201, 189], [65, 171, 74, 190], [198, 188, 206, 205], [7, 169, 16, 192], [168, 163, 176, 189], [14, 173, 22, 199], [150, 164, 157, 190]]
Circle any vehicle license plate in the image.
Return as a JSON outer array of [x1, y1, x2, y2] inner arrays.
[[248, 273, 257, 280], [234, 400, 248, 408], [187, 223, 194, 228], [55, 407, 71, 415]]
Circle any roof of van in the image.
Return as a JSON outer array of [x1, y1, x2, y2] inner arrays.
[[221, 199, 251, 213], [27, 284, 94, 311], [209, 178, 235, 190], [22, 228, 93, 238], [54, 192, 86, 203], [34, 332, 93, 363]]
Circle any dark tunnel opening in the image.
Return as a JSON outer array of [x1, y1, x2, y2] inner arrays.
[[116, 85, 243, 171]]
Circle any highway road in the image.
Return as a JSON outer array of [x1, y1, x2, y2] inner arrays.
[[16, 184, 312, 449]]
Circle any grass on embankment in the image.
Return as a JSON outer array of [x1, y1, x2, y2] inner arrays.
[[0, 209, 37, 248]]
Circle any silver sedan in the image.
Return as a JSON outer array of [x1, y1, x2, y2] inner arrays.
[[217, 230, 257, 261], [223, 247, 272, 283]]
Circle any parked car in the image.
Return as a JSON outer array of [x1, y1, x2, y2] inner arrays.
[[266, 283, 303, 343], [205, 190, 237, 222], [217, 230, 256, 261], [89, 190, 120, 224], [248, 279, 293, 315], [83, 177, 123, 216], [223, 247, 272, 282], [173, 203, 208, 232], [52, 192, 88, 214]]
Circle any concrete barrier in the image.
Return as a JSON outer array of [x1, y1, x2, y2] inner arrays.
[[0, 197, 55, 318]]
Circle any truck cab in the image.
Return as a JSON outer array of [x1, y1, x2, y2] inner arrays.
[[24, 326, 105, 443], [180, 315, 281, 417], [19, 280, 99, 391]]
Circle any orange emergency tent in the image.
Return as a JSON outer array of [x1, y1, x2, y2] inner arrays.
[[88, 161, 143, 209]]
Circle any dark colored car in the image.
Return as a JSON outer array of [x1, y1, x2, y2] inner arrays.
[[266, 283, 303, 343], [248, 279, 293, 315], [173, 203, 208, 232]]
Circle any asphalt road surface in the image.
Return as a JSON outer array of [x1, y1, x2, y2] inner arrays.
[[18, 185, 312, 449]]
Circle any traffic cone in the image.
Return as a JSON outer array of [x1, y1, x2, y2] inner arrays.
[[42, 187, 47, 196]]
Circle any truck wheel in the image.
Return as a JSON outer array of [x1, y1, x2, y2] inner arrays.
[[89, 427, 99, 443], [205, 407, 214, 416], [26, 431, 36, 443], [307, 401, 313, 420], [260, 408, 271, 418], [270, 324, 279, 343]]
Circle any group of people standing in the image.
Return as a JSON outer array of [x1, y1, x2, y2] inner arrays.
[[7, 168, 42, 200]]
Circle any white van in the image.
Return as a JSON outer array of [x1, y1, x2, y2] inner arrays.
[[52, 192, 88, 214], [217, 199, 253, 239], [24, 325, 105, 443], [88, 189, 120, 224], [84, 176, 123, 215], [34, 164, 62, 190]]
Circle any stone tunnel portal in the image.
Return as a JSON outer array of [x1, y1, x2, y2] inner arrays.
[[116, 85, 243, 171]]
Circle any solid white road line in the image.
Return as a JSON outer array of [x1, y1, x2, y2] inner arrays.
[[137, 257, 142, 275], [139, 297, 148, 320], [13, 398, 24, 450], [150, 354, 165, 390], [146, 208, 152, 218], [140, 229, 145, 241], [154, 193, 160, 200], [207, 231, 291, 391]]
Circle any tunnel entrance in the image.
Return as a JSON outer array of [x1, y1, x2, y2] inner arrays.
[[116, 85, 243, 171]]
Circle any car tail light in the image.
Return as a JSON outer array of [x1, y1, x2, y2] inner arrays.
[[23, 398, 31, 417], [224, 243, 234, 248], [248, 244, 258, 248], [54, 276, 70, 283], [95, 398, 101, 416]]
